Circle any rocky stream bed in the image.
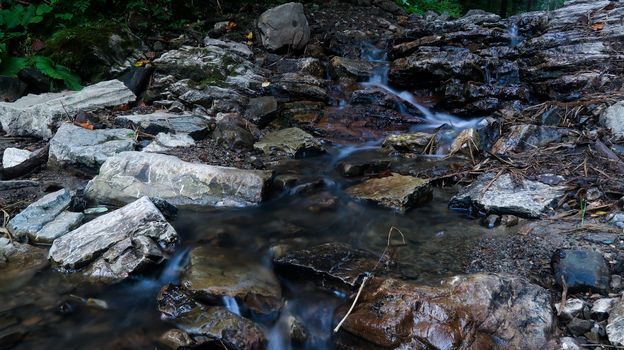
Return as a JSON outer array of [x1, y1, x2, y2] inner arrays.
[[2, 0, 624, 349]]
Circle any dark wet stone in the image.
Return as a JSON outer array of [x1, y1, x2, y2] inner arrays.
[[274, 242, 379, 291], [382, 132, 433, 153], [583, 233, 618, 245], [336, 274, 554, 349], [17, 67, 52, 94], [492, 124, 568, 154], [213, 113, 257, 151], [158, 284, 265, 350], [159, 329, 193, 350], [481, 214, 501, 228], [0, 76, 27, 102], [552, 249, 610, 293], [254, 127, 324, 158], [345, 174, 432, 212], [270, 73, 328, 102], [567, 318, 593, 336], [330, 56, 379, 81], [149, 197, 178, 220], [337, 158, 391, 177], [181, 246, 282, 316], [118, 66, 154, 97], [245, 96, 278, 126]]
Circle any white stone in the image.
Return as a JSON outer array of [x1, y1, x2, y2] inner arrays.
[[143, 133, 195, 153], [555, 298, 587, 321], [601, 101, 624, 138], [2, 148, 32, 168], [0, 80, 135, 139]]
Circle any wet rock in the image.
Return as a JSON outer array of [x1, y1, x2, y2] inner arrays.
[[30, 211, 84, 244], [257, 2, 310, 51], [213, 113, 257, 151], [330, 56, 379, 81], [481, 214, 500, 228], [49, 196, 179, 283], [7, 189, 73, 242], [552, 249, 610, 293], [245, 96, 278, 126], [337, 274, 554, 349], [555, 298, 587, 322], [449, 172, 566, 218], [254, 127, 324, 158], [492, 124, 567, 154], [346, 174, 433, 212], [382, 132, 433, 153], [85, 152, 271, 207], [158, 284, 266, 350], [181, 246, 282, 316], [274, 242, 378, 291], [48, 123, 136, 170], [0, 79, 135, 139], [115, 112, 212, 140], [117, 66, 154, 97], [601, 101, 624, 139], [2, 148, 32, 168], [0, 76, 27, 102], [591, 298, 616, 321], [268, 56, 324, 78], [337, 158, 391, 177], [567, 318, 593, 336], [500, 214, 519, 227], [143, 133, 195, 153], [270, 73, 328, 101], [0, 237, 48, 291], [159, 329, 193, 350]]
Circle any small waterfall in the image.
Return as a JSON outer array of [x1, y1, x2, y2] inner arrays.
[[509, 23, 521, 46], [223, 296, 241, 316], [159, 248, 190, 284]]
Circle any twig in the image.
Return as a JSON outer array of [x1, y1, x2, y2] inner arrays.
[[558, 275, 568, 316], [333, 274, 370, 333]]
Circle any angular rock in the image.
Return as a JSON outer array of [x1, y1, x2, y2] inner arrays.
[[0, 76, 27, 103], [0, 79, 135, 139], [115, 112, 212, 140], [552, 249, 610, 293], [492, 124, 567, 154], [84, 152, 271, 207], [254, 127, 324, 158], [271, 73, 328, 101], [48, 123, 135, 170], [330, 57, 379, 81], [270, 57, 324, 78], [153, 45, 249, 81], [143, 133, 195, 153], [181, 246, 282, 315], [257, 2, 310, 51], [345, 174, 433, 212], [555, 298, 587, 322], [212, 113, 257, 151], [567, 318, 593, 336], [158, 284, 265, 350], [274, 242, 378, 291], [49, 196, 179, 283], [608, 299, 624, 346], [203, 38, 254, 60], [30, 211, 84, 244], [449, 172, 566, 218], [7, 189, 73, 242], [0, 237, 48, 291], [601, 101, 624, 138], [337, 274, 554, 349], [245, 96, 278, 125], [2, 148, 32, 168], [382, 132, 433, 153], [591, 298, 617, 321]]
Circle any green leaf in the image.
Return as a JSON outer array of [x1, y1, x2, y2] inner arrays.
[[36, 4, 54, 16], [21, 5, 37, 27], [55, 13, 74, 21], [1, 5, 24, 29], [30, 16, 44, 24], [0, 56, 27, 76], [30, 56, 82, 91]]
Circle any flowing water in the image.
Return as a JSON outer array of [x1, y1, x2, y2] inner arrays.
[[1, 44, 488, 350]]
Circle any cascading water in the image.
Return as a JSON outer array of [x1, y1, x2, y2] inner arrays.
[[509, 23, 521, 46]]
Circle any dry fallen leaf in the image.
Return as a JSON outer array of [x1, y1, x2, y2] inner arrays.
[[134, 59, 151, 67], [591, 22, 605, 31], [76, 121, 94, 130], [226, 21, 237, 31], [245, 31, 253, 40]]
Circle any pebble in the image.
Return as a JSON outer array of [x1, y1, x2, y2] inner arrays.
[[590, 298, 617, 321]]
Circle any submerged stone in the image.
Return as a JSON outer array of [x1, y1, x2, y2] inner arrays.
[[84, 151, 271, 207], [551, 249, 610, 293], [449, 172, 566, 218], [49, 196, 179, 283], [48, 123, 136, 170], [254, 127, 324, 158], [181, 246, 282, 316], [345, 174, 433, 212], [0, 237, 48, 292], [336, 274, 554, 349]]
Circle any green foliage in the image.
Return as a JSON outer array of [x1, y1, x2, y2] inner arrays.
[[397, 0, 463, 17]]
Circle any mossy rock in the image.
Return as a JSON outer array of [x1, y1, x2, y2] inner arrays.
[[43, 21, 143, 83]]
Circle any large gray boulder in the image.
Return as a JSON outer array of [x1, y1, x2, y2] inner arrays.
[[257, 2, 310, 51], [449, 172, 566, 218], [48, 123, 135, 170], [48, 196, 179, 283], [7, 189, 73, 241], [600, 101, 624, 139], [0, 80, 135, 139], [84, 152, 271, 207]]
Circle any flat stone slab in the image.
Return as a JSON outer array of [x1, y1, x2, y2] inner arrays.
[[0, 80, 135, 139], [254, 127, 324, 158], [345, 174, 433, 212], [115, 112, 211, 139], [449, 172, 566, 218], [7, 188, 73, 242], [84, 151, 271, 207], [382, 132, 433, 153], [49, 123, 135, 170], [2, 148, 32, 168], [143, 132, 195, 153], [49, 196, 179, 283], [31, 211, 84, 244], [181, 246, 282, 315]]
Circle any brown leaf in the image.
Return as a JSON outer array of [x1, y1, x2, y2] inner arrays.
[[591, 22, 605, 31], [76, 121, 94, 130]]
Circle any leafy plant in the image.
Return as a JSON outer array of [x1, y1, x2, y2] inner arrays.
[[0, 54, 81, 90], [396, 0, 463, 17]]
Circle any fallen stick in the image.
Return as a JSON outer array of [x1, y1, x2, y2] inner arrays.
[[0, 144, 49, 180]]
